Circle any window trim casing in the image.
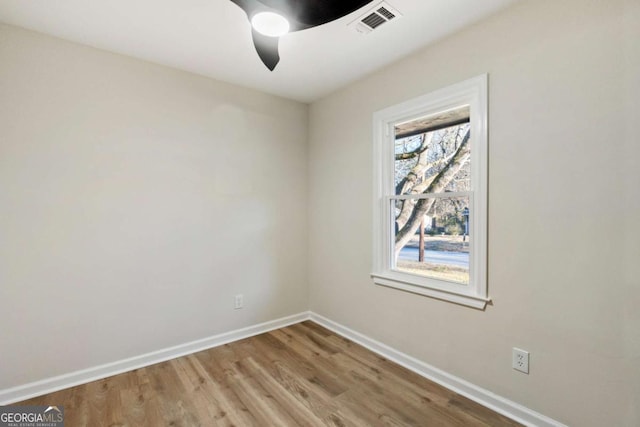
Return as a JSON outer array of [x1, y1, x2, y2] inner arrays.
[[372, 75, 490, 309]]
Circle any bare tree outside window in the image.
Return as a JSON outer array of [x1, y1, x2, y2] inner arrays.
[[393, 107, 471, 284]]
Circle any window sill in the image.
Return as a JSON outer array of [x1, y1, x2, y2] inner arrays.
[[371, 272, 490, 310]]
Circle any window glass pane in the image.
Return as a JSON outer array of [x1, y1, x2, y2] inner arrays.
[[394, 106, 471, 195], [393, 196, 470, 285]]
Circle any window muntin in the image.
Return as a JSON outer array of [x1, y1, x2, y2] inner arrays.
[[372, 75, 489, 309]]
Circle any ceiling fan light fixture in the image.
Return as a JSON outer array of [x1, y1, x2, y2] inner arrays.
[[251, 12, 290, 37]]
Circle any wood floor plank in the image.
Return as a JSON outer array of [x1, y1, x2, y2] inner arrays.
[[15, 321, 521, 426], [297, 322, 511, 427], [245, 338, 355, 425], [119, 377, 147, 426], [145, 362, 201, 426], [172, 356, 226, 426], [259, 330, 349, 397], [191, 352, 260, 426], [243, 356, 325, 425]]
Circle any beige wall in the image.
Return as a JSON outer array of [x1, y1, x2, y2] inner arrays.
[[308, 0, 639, 425], [0, 24, 308, 389]]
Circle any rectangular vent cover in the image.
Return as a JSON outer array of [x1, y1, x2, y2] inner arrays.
[[349, 2, 402, 34]]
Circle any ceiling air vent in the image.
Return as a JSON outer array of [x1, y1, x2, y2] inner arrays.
[[349, 2, 402, 34]]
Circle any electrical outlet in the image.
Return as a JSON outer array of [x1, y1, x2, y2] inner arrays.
[[234, 294, 243, 310], [512, 348, 529, 374]]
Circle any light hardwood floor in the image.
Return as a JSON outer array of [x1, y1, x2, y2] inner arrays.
[[19, 321, 521, 426]]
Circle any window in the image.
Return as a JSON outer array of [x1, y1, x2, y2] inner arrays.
[[372, 75, 489, 309]]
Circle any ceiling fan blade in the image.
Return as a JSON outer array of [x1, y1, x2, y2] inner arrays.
[[251, 29, 280, 71]]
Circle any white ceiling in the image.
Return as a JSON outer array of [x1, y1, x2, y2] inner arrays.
[[0, 0, 519, 103]]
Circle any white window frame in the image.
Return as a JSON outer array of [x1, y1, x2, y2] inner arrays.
[[372, 75, 490, 309]]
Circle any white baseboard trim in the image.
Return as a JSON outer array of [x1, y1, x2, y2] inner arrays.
[[0, 311, 310, 405], [309, 312, 566, 427]]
